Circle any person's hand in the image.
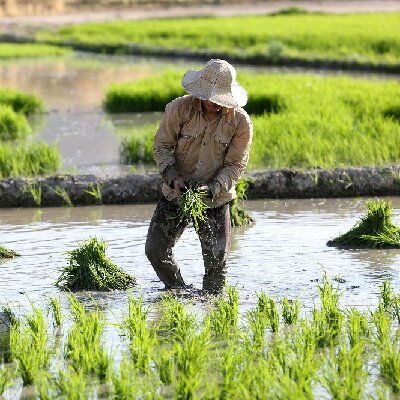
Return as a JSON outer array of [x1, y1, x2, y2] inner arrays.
[[173, 177, 186, 195], [197, 180, 222, 199]]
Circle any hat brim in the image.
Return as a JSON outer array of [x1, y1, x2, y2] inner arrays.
[[181, 69, 247, 108]]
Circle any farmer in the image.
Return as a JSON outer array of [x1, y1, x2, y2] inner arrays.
[[145, 59, 253, 293]]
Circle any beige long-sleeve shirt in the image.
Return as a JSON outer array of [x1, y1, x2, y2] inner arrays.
[[153, 95, 253, 208]]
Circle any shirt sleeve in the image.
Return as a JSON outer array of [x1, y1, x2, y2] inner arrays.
[[153, 100, 183, 175], [214, 113, 253, 193]]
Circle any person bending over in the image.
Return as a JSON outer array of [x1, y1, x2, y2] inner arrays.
[[145, 59, 253, 294]]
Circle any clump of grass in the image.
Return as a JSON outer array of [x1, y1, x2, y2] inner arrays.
[[53, 186, 73, 207], [176, 180, 209, 231], [0, 105, 31, 141], [379, 336, 400, 393], [327, 200, 400, 248], [0, 142, 60, 178], [0, 88, 44, 116], [346, 308, 370, 348], [48, 296, 63, 328], [23, 182, 42, 207], [230, 177, 254, 227], [281, 297, 301, 325], [257, 291, 280, 333], [0, 245, 19, 259], [56, 237, 136, 291], [84, 183, 103, 205]]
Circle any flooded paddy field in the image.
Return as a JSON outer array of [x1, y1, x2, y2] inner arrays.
[[1, 197, 400, 313]]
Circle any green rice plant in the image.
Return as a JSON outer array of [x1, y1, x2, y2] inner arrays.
[[257, 291, 280, 333], [110, 356, 140, 400], [0, 245, 19, 258], [380, 279, 395, 311], [66, 292, 86, 323], [176, 180, 209, 231], [379, 336, 400, 393], [383, 104, 400, 122], [154, 346, 175, 386], [281, 297, 301, 325], [372, 303, 392, 345], [36, 371, 54, 400], [323, 342, 367, 400], [0, 142, 60, 178], [0, 105, 31, 141], [158, 294, 196, 341], [53, 186, 73, 207], [10, 310, 51, 386], [0, 364, 13, 396], [392, 294, 400, 324], [328, 200, 400, 248], [346, 308, 370, 348], [122, 295, 157, 373], [245, 306, 268, 351], [1, 305, 19, 328], [208, 286, 239, 336], [22, 181, 42, 207], [119, 123, 157, 164], [0, 43, 70, 60], [229, 177, 254, 227], [0, 88, 44, 116], [40, 13, 400, 65], [48, 296, 63, 328], [174, 323, 210, 400], [84, 183, 103, 205], [53, 365, 89, 400], [56, 236, 136, 291]]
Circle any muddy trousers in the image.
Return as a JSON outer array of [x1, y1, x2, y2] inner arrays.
[[145, 196, 231, 293]]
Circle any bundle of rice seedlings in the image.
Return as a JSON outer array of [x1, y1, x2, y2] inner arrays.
[[0, 245, 19, 259], [327, 200, 400, 248], [230, 178, 254, 227], [56, 237, 136, 291], [176, 181, 209, 231]]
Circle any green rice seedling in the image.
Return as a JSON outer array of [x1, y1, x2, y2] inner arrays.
[[0, 43, 70, 60], [281, 297, 301, 325], [257, 291, 280, 333], [372, 303, 392, 345], [41, 13, 400, 66], [0, 364, 13, 396], [122, 295, 157, 373], [53, 186, 73, 207], [119, 123, 157, 164], [380, 279, 395, 311], [154, 346, 175, 386], [110, 356, 140, 400], [158, 294, 196, 341], [328, 200, 400, 248], [0, 245, 19, 258], [10, 319, 51, 386], [48, 296, 63, 328], [346, 308, 370, 348], [176, 180, 209, 231], [0, 105, 31, 141], [323, 342, 367, 400], [379, 336, 400, 393], [0, 142, 60, 179], [245, 306, 268, 351], [56, 237, 136, 291], [66, 292, 86, 323], [36, 372, 54, 400], [53, 365, 89, 400], [311, 308, 340, 348], [0, 88, 44, 116], [208, 286, 239, 336], [383, 104, 400, 122], [174, 324, 210, 400], [22, 182, 42, 207], [84, 183, 103, 205], [392, 295, 400, 324], [229, 178, 254, 227]]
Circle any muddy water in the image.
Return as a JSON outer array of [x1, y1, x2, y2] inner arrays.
[[1, 197, 400, 312]]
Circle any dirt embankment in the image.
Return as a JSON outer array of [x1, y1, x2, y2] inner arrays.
[[1, 166, 399, 207]]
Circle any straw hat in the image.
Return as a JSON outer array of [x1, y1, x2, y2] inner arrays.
[[181, 59, 248, 109]]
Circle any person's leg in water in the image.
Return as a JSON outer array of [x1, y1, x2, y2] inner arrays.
[[145, 196, 189, 289], [197, 202, 231, 294]]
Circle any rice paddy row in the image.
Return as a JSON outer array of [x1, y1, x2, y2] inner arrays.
[[110, 71, 400, 170], [36, 12, 400, 66], [0, 88, 61, 178], [0, 44, 71, 60], [2, 276, 400, 399]]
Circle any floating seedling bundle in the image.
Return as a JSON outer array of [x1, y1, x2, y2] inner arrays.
[[327, 200, 400, 248], [56, 237, 136, 291], [0, 245, 19, 259]]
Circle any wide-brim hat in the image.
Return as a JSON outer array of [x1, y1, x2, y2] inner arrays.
[[181, 59, 248, 109]]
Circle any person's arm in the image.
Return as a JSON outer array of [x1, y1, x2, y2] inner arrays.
[[153, 101, 186, 191], [212, 114, 253, 197]]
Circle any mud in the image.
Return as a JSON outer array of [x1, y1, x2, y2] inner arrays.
[[0, 165, 399, 207]]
